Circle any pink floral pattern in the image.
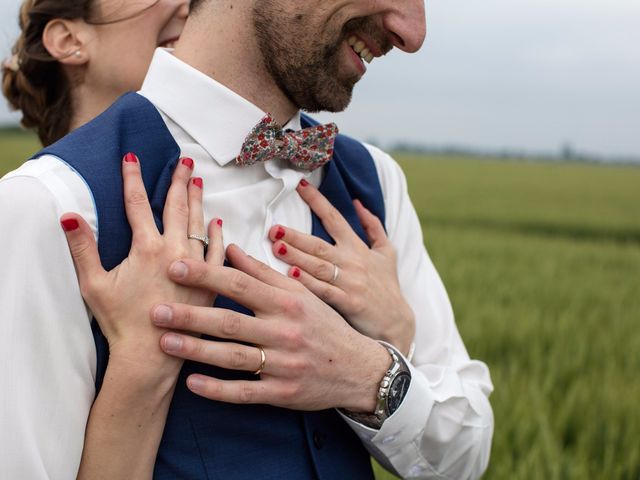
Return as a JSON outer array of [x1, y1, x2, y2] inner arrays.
[[235, 114, 339, 171]]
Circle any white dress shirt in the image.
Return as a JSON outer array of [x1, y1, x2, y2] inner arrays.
[[0, 49, 493, 480]]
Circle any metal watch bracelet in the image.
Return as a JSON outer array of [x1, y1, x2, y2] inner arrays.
[[341, 343, 411, 429]]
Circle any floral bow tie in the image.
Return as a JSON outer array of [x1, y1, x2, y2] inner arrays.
[[235, 114, 339, 171]]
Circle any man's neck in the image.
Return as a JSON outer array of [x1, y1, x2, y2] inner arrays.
[[173, 6, 298, 126]]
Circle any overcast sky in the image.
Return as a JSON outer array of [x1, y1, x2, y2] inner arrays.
[[1, 0, 639, 158]]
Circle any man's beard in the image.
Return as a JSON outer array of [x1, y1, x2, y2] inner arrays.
[[252, 2, 373, 113]]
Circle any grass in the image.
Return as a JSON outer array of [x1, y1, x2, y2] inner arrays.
[[2, 132, 639, 479], [372, 155, 640, 480], [0, 128, 41, 171]]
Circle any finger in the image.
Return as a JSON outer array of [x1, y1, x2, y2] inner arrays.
[[151, 304, 277, 345], [60, 213, 107, 296], [267, 224, 338, 263], [121, 152, 158, 238], [186, 375, 273, 406], [296, 179, 360, 245], [205, 218, 225, 266], [186, 177, 205, 257], [160, 332, 264, 373], [288, 266, 349, 309], [353, 199, 389, 249], [167, 257, 288, 314], [163, 157, 195, 240], [273, 240, 340, 285], [226, 243, 300, 292]]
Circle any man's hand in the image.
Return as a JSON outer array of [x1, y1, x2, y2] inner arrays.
[[152, 244, 392, 412]]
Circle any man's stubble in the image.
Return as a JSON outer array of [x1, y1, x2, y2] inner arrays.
[[252, 0, 376, 113]]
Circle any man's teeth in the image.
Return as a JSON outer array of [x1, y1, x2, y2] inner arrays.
[[347, 35, 375, 64]]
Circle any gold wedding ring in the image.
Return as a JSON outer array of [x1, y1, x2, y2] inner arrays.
[[253, 346, 266, 375]]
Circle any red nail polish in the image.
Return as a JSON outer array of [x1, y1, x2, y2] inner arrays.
[[278, 244, 287, 256], [275, 226, 285, 240], [217, 219, 223, 227], [124, 152, 137, 163], [292, 267, 301, 278], [299, 179, 309, 187], [182, 157, 194, 169], [61, 218, 79, 232], [192, 177, 203, 189]]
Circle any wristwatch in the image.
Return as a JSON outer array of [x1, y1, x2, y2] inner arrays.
[[342, 344, 411, 429]]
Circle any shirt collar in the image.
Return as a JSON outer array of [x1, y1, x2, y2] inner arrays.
[[139, 48, 302, 167]]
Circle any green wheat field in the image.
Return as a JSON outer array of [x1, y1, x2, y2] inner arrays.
[[2, 130, 639, 479]]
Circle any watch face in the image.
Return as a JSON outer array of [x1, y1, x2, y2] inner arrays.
[[387, 371, 411, 416]]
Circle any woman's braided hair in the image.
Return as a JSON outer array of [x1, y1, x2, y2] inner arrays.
[[2, 0, 95, 146]]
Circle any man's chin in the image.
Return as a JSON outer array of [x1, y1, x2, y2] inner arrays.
[[298, 81, 355, 113]]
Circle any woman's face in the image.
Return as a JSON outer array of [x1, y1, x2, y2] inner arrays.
[[84, 0, 189, 98]]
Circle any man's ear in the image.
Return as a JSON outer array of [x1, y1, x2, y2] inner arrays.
[[42, 19, 90, 66]]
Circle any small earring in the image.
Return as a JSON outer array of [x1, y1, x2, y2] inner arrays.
[[74, 50, 81, 58]]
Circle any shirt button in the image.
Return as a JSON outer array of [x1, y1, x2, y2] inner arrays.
[[312, 430, 326, 449]]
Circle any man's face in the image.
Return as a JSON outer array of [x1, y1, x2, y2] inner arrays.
[[252, 0, 426, 113]]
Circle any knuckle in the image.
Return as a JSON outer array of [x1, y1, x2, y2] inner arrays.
[[220, 312, 241, 336], [137, 233, 162, 253], [79, 277, 97, 299], [312, 242, 330, 259], [228, 272, 250, 297], [326, 208, 342, 226], [125, 189, 149, 208], [283, 357, 307, 376], [281, 326, 304, 349], [351, 277, 367, 295], [229, 347, 249, 369], [238, 383, 254, 403], [282, 383, 302, 403], [318, 284, 335, 303], [350, 297, 366, 315], [191, 263, 210, 285], [178, 307, 196, 330], [170, 199, 190, 219], [313, 261, 333, 280], [279, 296, 304, 317]]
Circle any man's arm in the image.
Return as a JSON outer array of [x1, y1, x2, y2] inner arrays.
[[340, 146, 494, 479]]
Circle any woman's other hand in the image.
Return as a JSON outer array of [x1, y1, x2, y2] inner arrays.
[[269, 180, 415, 356], [60, 153, 224, 372]]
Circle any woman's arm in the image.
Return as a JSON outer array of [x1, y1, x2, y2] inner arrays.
[[60, 155, 223, 479]]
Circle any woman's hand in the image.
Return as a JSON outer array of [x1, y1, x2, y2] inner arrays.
[[268, 180, 415, 356], [60, 153, 224, 374], [61, 153, 223, 480]]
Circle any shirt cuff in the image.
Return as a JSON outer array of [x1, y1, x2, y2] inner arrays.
[[338, 350, 434, 461]]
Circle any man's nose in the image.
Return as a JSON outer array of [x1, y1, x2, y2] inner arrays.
[[382, 0, 426, 53]]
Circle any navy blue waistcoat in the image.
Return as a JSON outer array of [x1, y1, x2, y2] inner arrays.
[[38, 93, 386, 479]]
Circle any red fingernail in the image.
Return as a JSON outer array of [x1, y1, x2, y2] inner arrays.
[[217, 218, 223, 227], [61, 219, 79, 232], [124, 152, 138, 163], [292, 267, 301, 278], [275, 226, 285, 240], [192, 177, 203, 189], [299, 179, 309, 187], [182, 157, 194, 169], [278, 244, 287, 256]]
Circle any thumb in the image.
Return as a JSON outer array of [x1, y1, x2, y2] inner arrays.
[[353, 199, 389, 249], [60, 213, 106, 295]]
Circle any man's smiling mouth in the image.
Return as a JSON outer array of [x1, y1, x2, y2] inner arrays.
[[347, 35, 375, 64]]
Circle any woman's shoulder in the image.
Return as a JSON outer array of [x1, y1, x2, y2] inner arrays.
[[1, 155, 97, 236]]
